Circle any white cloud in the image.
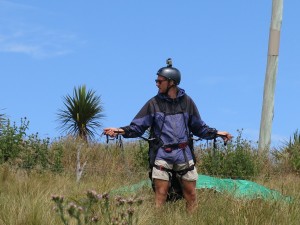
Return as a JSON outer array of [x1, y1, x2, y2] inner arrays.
[[0, 29, 77, 58], [0, 0, 36, 10], [0, 1, 81, 59], [3, 43, 39, 54]]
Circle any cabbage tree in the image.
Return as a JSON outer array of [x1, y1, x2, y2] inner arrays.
[[57, 85, 104, 141]]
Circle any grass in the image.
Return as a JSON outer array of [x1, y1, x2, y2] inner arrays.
[[0, 140, 300, 225]]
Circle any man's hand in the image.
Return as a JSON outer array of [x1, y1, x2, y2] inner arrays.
[[217, 131, 233, 143], [103, 128, 125, 137]]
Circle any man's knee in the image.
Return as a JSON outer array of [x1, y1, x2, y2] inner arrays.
[[182, 180, 196, 196], [154, 179, 169, 194], [154, 179, 169, 207], [185, 189, 197, 201]]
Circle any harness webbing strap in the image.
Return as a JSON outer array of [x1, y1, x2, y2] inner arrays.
[[153, 95, 166, 140], [178, 95, 195, 168]]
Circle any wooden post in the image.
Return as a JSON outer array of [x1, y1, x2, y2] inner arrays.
[[258, 0, 283, 155]]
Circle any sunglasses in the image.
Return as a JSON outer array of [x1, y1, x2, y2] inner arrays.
[[155, 79, 168, 84]]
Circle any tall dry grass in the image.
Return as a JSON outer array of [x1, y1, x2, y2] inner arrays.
[[0, 138, 300, 225]]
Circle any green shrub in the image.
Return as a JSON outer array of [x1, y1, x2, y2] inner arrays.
[[0, 117, 64, 172], [0, 118, 28, 163], [49, 142, 64, 173], [198, 130, 262, 179], [20, 133, 50, 169], [133, 140, 149, 170]]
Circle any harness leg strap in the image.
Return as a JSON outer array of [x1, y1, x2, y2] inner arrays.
[[153, 164, 195, 176]]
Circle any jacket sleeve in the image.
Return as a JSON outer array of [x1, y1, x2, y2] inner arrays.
[[120, 99, 154, 138], [188, 97, 218, 140]]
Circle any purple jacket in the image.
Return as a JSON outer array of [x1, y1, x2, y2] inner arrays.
[[121, 88, 217, 164]]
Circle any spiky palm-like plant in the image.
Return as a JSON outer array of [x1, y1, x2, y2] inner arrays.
[[57, 85, 104, 141]]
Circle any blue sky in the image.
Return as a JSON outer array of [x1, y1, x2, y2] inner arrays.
[[1, 0, 299, 148]]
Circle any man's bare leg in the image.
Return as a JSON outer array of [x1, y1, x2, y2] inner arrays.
[[181, 179, 197, 212], [154, 179, 169, 207]]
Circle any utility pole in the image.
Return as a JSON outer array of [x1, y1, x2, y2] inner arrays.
[[258, 0, 283, 155]]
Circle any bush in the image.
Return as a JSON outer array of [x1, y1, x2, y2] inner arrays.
[[198, 130, 262, 179], [0, 118, 28, 163], [133, 140, 149, 170], [0, 117, 64, 172]]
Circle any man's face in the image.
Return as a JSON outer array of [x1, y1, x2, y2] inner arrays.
[[155, 75, 169, 93]]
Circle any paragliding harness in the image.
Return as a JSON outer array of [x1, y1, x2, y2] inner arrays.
[[144, 95, 196, 202]]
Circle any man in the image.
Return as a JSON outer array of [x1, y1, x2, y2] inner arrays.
[[104, 58, 232, 212]]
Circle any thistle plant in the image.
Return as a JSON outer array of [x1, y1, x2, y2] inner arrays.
[[52, 190, 144, 225], [52, 195, 69, 225]]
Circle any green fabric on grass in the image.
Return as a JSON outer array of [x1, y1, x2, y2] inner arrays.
[[112, 174, 292, 202], [196, 175, 292, 201]]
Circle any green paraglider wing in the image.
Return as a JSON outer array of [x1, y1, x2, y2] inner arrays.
[[112, 175, 292, 202], [196, 175, 292, 201]]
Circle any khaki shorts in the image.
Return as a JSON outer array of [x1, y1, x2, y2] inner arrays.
[[152, 159, 198, 181]]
